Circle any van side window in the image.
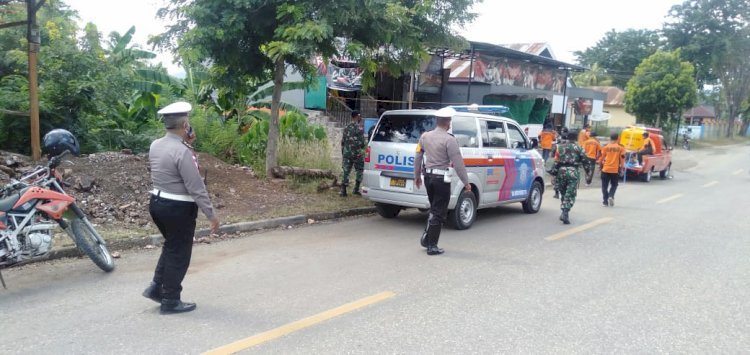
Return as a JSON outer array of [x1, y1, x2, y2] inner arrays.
[[451, 116, 479, 148], [481, 120, 507, 148], [507, 124, 528, 149]]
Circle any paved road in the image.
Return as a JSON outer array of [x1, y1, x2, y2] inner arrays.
[[1, 144, 749, 354]]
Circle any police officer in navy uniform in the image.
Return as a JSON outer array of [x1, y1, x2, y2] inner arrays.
[[414, 107, 470, 255], [142, 102, 220, 314]]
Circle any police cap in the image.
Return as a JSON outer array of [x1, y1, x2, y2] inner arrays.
[[158, 101, 192, 116], [435, 107, 456, 118]]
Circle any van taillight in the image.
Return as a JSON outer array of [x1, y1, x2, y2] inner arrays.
[[365, 146, 371, 163]]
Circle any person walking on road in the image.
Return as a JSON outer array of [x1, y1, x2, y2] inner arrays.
[[600, 133, 626, 207], [538, 125, 557, 161], [582, 133, 602, 186], [554, 130, 588, 224], [577, 124, 591, 147], [414, 107, 470, 255], [143, 102, 220, 315], [341, 110, 366, 197], [551, 127, 569, 199]]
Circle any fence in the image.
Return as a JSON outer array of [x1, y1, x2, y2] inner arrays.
[[700, 121, 745, 139], [326, 96, 353, 127]]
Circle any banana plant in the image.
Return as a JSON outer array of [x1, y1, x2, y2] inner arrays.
[[107, 26, 156, 68]]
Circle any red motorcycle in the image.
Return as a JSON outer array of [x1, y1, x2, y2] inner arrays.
[[0, 151, 114, 288]]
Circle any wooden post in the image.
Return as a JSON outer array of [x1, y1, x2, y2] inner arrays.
[[29, 46, 40, 160], [27, 0, 42, 160]]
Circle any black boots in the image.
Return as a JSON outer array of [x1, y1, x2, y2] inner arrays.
[[560, 210, 570, 224], [142, 282, 161, 304], [424, 224, 444, 255], [553, 191, 560, 199], [340, 185, 347, 197], [160, 299, 197, 315], [341, 183, 361, 196]]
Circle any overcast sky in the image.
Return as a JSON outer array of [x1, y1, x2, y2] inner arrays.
[[64, 0, 683, 75]]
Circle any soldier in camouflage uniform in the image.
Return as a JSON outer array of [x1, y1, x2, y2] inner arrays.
[[554, 130, 588, 224], [340, 110, 366, 197], [551, 127, 569, 199]]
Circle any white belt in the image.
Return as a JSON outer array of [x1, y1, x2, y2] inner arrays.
[[151, 189, 195, 202], [425, 168, 448, 175]]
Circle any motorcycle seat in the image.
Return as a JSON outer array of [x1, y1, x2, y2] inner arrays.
[[0, 191, 23, 212]]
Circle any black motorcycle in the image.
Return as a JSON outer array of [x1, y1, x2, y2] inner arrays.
[[682, 134, 691, 151]]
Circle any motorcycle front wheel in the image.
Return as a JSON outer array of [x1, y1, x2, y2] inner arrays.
[[71, 218, 115, 272]]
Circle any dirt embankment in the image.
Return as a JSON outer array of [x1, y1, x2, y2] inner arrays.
[[0, 150, 371, 240]]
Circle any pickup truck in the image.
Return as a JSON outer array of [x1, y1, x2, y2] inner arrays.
[[620, 126, 672, 182]]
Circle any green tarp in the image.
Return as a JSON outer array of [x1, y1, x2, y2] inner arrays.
[[482, 95, 550, 125]]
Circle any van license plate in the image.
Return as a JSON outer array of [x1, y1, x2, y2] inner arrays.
[[389, 178, 407, 188]]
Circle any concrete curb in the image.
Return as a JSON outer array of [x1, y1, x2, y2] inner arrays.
[[43, 207, 377, 263]]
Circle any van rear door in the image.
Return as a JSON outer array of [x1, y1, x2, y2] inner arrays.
[[365, 113, 436, 194]]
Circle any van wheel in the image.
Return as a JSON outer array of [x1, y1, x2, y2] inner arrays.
[[522, 181, 543, 214], [640, 169, 652, 182], [375, 203, 400, 219], [448, 190, 477, 230], [659, 164, 671, 180]]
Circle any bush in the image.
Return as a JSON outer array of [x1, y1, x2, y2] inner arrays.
[[190, 108, 245, 163], [278, 136, 335, 171], [188, 108, 331, 176]]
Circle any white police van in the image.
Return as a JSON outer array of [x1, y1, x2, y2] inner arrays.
[[361, 107, 546, 229]]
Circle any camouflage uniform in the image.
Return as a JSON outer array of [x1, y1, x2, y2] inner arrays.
[[341, 122, 366, 189], [555, 142, 587, 213]]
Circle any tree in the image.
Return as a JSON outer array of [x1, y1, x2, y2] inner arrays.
[[624, 51, 698, 133], [574, 29, 662, 88], [663, 0, 749, 85], [664, 0, 750, 136], [572, 63, 613, 87], [154, 0, 478, 177], [714, 30, 750, 136]]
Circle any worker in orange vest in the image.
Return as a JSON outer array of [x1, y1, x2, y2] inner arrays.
[[577, 124, 591, 147], [600, 133, 626, 207], [538, 125, 557, 161], [582, 133, 602, 186]]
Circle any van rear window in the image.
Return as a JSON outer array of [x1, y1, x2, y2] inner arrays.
[[371, 114, 436, 143]]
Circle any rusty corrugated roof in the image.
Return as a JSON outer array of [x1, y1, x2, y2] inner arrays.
[[502, 43, 555, 59], [588, 86, 626, 106]]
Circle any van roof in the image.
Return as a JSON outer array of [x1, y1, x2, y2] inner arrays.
[[382, 109, 516, 123]]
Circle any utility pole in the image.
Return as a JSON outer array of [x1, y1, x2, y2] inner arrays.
[[560, 68, 570, 130], [27, 0, 44, 160]]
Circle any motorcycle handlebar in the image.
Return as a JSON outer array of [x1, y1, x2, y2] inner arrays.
[[47, 150, 71, 169]]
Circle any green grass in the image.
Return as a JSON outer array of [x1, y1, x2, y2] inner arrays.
[[277, 137, 337, 171]]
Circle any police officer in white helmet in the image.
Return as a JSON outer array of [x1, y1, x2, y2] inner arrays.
[[414, 107, 470, 255], [142, 102, 220, 314]]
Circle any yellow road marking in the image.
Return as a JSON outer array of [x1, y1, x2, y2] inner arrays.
[[732, 169, 744, 175], [545, 217, 614, 241], [657, 193, 684, 204], [203, 291, 396, 355], [702, 181, 719, 187]]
